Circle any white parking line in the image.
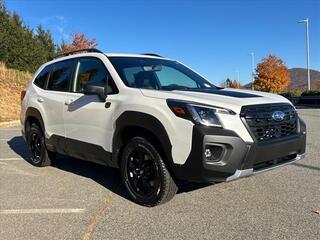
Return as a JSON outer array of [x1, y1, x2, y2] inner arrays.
[[0, 158, 23, 161], [0, 128, 20, 131], [0, 208, 85, 214], [0, 139, 11, 141]]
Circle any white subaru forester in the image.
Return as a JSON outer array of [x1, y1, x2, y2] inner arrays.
[[21, 49, 306, 206]]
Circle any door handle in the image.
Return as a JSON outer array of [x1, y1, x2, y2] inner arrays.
[[37, 97, 44, 103], [65, 99, 74, 105]]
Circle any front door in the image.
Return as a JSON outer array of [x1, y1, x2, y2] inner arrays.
[[63, 57, 119, 165]]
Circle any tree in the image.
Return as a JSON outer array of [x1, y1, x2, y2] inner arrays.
[[229, 80, 242, 89], [35, 25, 56, 60], [225, 78, 232, 87], [0, 0, 5, 12], [224, 78, 242, 88], [0, 0, 56, 72], [254, 55, 291, 93], [59, 33, 97, 53]]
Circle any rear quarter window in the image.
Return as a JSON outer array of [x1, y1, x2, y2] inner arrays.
[[34, 65, 52, 89]]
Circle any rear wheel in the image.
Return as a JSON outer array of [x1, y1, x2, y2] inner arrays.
[[120, 137, 177, 207], [27, 123, 55, 167]]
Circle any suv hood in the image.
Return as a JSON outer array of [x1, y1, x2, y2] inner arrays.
[[140, 88, 292, 114]]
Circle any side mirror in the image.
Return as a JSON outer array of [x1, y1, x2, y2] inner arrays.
[[83, 83, 107, 101]]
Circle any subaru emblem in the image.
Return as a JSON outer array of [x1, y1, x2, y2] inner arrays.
[[272, 111, 285, 121]]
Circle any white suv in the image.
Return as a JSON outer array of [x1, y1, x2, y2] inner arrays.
[[21, 49, 306, 206]]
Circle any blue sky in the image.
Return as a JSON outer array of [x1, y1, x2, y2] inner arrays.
[[5, 0, 320, 85]]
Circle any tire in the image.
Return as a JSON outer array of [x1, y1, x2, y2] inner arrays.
[[26, 123, 55, 167], [120, 137, 178, 207]]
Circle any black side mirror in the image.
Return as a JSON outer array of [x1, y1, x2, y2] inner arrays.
[[83, 83, 107, 101]]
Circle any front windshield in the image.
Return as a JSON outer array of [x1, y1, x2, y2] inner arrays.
[[108, 57, 217, 90]]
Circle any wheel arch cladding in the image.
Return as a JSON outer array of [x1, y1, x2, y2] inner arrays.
[[25, 107, 45, 135], [112, 111, 175, 172]]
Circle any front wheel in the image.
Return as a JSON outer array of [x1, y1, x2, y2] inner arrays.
[[120, 137, 177, 207]]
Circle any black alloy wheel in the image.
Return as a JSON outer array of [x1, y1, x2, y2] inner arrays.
[[29, 131, 43, 164], [27, 123, 54, 167], [126, 145, 160, 198], [121, 137, 177, 207]]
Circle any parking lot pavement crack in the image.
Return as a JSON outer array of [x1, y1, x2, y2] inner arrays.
[[82, 189, 116, 240]]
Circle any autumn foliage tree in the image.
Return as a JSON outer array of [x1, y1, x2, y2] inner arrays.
[[254, 55, 290, 93], [224, 78, 242, 88], [59, 33, 97, 53], [229, 80, 242, 89]]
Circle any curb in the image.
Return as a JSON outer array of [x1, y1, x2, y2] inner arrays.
[[0, 120, 20, 128]]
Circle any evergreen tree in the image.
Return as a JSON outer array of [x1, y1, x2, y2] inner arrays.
[[0, 0, 5, 12], [0, 0, 57, 72], [35, 25, 56, 60]]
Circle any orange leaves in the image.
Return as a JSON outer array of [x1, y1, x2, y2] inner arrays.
[[229, 80, 242, 89], [254, 55, 291, 93], [225, 78, 242, 89], [60, 33, 97, 54]]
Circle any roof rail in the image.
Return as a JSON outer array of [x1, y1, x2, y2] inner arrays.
[[141, 53, 163, 57], [53, 48, 104, 59]]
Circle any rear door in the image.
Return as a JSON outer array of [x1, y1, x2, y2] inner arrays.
[[63, 57, 119, 165], [42, 59, 76, 153]]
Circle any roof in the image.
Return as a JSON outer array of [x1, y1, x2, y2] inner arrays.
[[105, 53, 163, 58], [43, 51, 169, 69]]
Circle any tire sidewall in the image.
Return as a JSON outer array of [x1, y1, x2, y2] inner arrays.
[[27, 124, 46, 167], [121, 137, 165, 206]]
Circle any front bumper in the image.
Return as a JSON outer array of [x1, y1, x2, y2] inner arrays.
[[172, 118, 306, 183], [226, 153, 305, 181]]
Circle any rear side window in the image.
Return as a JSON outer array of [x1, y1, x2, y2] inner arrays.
[[34, 65, 51, 89], [47, 60, 75, 92], [74, 58, 117, 94]]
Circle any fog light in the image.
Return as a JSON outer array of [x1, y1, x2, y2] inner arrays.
[[204, 145, 224, 162], [204, 148, 212, 158]]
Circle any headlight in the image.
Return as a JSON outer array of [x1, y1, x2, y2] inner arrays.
[[167, 99, 235, 127]]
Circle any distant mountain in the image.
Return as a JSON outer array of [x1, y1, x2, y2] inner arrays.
[[244, 68, 320, 90], [287, 68, 320, 90]]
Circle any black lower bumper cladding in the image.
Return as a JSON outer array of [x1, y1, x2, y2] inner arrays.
[[172, 118, 306, 183]]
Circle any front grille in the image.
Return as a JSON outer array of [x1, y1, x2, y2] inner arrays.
[[241, 103, 298, 142]]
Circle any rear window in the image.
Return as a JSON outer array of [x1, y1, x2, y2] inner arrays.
[[34, 65, 51, 89], [47, 60, 75, 92]]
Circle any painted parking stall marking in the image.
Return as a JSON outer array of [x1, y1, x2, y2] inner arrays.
[[0, 158, 23, 161], [0, 208, 85, 214]]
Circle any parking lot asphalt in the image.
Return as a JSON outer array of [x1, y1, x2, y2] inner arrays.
[[0, 108, 319, 240]]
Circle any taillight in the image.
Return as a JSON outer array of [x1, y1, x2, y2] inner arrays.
[[21, 90, 26, 103]]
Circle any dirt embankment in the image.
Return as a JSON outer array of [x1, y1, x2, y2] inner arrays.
[[0, 62, 32, 122]]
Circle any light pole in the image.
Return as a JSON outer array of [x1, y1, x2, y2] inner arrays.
[[251, 52, 255, 90], [298, 18, 311, 90]]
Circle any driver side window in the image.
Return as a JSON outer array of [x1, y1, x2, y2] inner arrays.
[[73, 58, 117, 94]]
